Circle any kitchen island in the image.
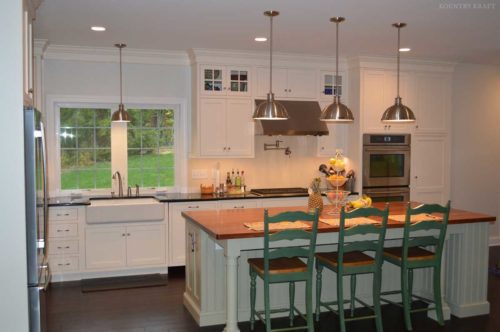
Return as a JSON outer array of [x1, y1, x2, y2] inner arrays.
[[181, 203, 496, 332]]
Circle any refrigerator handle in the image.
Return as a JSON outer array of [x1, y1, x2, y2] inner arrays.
[[38, 262, 50, 291], [40, 122, 49, 255]]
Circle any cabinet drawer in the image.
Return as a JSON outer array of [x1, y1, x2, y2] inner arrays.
[[49, 223, 78, 238], [49, 208, 78, 221], [49, 256, 79, 272], [48, 240, 79, 255]]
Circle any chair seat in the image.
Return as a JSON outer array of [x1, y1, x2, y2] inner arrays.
[[383, 246, 435, 262], [248, 257, 307, 276], [315, 251, 375, 267]]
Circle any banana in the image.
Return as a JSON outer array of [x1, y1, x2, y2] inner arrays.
[[347, 195, 372, 209]]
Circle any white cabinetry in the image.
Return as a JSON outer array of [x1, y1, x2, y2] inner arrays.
[[319, 71, 344, 101], [256, 67, 317, 99], [48, 206, 84, 279], [22, 0, 41, 106], [199, 98, 254, 157], [85, 224, 166, 270], [185, 220, 202, 306], [199, 65, 251, 97], [169, 201, 218, 267], [410, 133, 450, 204], [218, 199, 260, 209]]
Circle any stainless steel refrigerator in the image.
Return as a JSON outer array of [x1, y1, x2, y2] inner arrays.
[[24, 107, 50, 332]]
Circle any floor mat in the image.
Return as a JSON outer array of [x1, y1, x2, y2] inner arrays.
[[81, 273, 168, 292]]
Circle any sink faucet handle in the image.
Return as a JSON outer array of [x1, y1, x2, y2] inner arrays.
[[135, 184, 140, 197]]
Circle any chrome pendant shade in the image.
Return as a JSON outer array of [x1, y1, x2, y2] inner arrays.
[[111, 43, 130, 122], [381, 23, 416, 123], [320, 17, 353, 122], [253, 11, 289, 120]]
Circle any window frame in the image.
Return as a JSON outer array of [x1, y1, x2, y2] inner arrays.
[[46, 95, 188, 197]]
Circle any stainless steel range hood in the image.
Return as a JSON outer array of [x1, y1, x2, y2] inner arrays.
[[254, 100, 329, 136]]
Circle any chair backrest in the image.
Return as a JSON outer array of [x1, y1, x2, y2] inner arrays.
[[263, 209, 320, 278], [402, 201, 451, 264], [337, 205, 390, 270]]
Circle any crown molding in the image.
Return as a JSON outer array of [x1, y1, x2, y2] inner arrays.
[[188, 48, 347, 70], [347, 56, 456, 73], [42, 44, 190, 66], [34, 39, 49, 57]]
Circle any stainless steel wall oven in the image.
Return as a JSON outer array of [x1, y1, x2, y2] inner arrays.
[[362, 134, 411, 202]]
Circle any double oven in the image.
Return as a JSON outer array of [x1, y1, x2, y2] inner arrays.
[[362, 134, 411, 203]]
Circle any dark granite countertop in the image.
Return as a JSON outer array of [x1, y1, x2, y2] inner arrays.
[[48, 192, 309, 207]]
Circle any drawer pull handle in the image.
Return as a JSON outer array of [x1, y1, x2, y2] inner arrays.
[[56, 213, 70, 216], [57, 246, 70, 249], [188, 206, 199, 209], [234, 206, 244, 209], [56, 229, 70, 232]]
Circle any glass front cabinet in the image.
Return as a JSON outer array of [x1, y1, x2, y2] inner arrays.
[[200, 65, 251, 97], [319, 71, 343, 101]]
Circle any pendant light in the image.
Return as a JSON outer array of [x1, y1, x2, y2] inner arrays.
[[253, 11, 289, 120], [320, 17, 354, 122], [381, 23, 416, 123], [111, 43, 130, 122]]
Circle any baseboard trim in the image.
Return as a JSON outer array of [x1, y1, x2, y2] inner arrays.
[[489, 236, 500, 247], [50, 266, 168, 282], [448, 301, 490, 318]]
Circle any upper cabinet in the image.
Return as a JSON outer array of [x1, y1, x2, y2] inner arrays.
[[319, 71, 344, 101], [255, 67, 317, 99], [199, 65, 251, 97]]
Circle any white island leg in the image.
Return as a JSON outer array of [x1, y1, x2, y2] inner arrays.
[[224, 241, 241, 332]]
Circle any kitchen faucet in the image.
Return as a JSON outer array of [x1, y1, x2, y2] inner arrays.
[[112, 171, 123, 197]]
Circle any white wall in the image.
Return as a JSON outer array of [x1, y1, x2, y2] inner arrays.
[[451, 63, 500, 245], [0, 0, 30, 330]]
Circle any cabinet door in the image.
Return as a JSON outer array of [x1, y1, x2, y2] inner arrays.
[[199, 98, 227, 156], [22, 9, 34, 106], [256, 67, 288, 98], [410, 134, 449, 204], [287, 69, 317, 99], [226, 67, 251, 96], [414, 73, 450, 133], [169, 202, 217, 267], [126, 224, 166, 267], [85, 226, 126, 269], [319, 71, 343, 100], [200, 65, 225, 96], [225, 99, 254, 157]]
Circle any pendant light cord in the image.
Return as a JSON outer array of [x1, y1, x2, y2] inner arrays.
[[269, 14, 273, 94], [397, 26, 400, 99], [335, 20, 339, 99], [119, 46, 123, 105]]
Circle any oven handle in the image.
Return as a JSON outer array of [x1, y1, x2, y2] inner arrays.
[[364, 188, 410, 195], [363, 146, 410, 152]]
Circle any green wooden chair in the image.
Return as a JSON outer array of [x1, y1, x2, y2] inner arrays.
[[381, 201, 451, 331], [248, 208, 320, 332], [315, 205, 389, 332]]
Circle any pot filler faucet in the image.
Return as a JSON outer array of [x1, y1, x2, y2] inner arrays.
[[112, 171, 124, 197]]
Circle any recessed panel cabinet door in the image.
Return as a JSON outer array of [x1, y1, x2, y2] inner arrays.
[[286, 69, 317, 99], [200, 98, 227, 156], [85, 226, 126, 269], [126, 225, 166, 267], [225, 99, 254, 157]]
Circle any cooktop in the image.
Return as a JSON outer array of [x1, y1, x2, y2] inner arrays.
[[250, 187, 308, 196]]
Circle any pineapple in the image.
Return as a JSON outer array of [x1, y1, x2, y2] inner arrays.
[[308, 177, 323, 214]]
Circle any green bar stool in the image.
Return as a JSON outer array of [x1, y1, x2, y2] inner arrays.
[[315, 205, 389, 332], [381, 201, 451, 331], [248, 209, 320, 332]]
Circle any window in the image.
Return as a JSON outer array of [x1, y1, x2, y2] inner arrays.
[[59, 107, 111, 190], [127, 108, 175, 188]]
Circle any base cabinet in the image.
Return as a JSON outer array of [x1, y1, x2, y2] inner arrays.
[[169, 202, 218, 267], [85, 224, 166, 270]]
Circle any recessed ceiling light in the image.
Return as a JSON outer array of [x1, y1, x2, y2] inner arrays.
[[255, 37, 267, 42], [399, 47, 411, 52], [91, 26, 106, 32]]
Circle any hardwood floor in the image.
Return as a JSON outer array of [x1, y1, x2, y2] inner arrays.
[[47, 247, 500, 332]]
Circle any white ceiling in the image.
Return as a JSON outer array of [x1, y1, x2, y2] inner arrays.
[[34, 0, 500, 65]]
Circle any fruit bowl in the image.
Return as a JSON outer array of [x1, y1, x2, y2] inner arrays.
[[327, 175, 347, 187], [324, 190, 350, 215]]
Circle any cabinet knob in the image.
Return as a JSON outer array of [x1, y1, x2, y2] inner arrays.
[[122, 233, 126, 237], [414, 176, 418, 179], [415, 125, 419, 129], [28, 88, 34, 93], [223, 147, 226, 151], [227, 147, 231, 151], [321, 147, 325, 150]]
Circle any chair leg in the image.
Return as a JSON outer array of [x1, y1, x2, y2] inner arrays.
[[250, 270, 256, 331], [350, 275, 356, 317], [408, 268, 413, 299], [264, 281, 272, 332], [315, 263, 323, 322], [433, 265, 444, 326], [289, 281, 295, 326], [306, 278, 314, 332], [337, 274, 346, 332], [373, 269, 384, 332], [401, 267, 413, 331]]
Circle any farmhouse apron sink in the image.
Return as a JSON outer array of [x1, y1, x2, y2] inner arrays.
[[86, 197, 164, 223]]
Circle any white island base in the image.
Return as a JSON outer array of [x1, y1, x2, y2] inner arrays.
[[183, 220, 491, 332]]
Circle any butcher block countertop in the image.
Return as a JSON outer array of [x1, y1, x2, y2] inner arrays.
[[182, 202, 496, 240]]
